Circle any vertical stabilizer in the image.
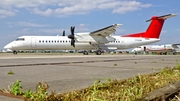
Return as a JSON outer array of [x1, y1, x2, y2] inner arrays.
[[121, 14, 177, 38]]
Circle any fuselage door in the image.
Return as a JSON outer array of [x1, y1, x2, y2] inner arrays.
[[120, 39, 125, 47], [31, 37, 36, 48]]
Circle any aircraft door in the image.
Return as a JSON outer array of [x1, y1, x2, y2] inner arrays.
[[31, 37, 36, 48], [143, 46, 146, 51], [120, 40, 125, 47]]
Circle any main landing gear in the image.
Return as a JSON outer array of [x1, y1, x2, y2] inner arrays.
[[83, 51, 88, 55], [95, 50, 102, 55], [83, 50, 102, 55]]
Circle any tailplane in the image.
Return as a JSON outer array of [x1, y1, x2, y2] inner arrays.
[[121, 14, 177, 38]]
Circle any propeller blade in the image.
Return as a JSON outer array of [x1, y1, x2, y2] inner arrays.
[[70, 39, 75, 47], [69, 26, 76, 47], [62, 30, 65, 36], [71, 26, 75, 36]]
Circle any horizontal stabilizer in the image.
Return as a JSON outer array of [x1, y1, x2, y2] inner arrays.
[[146, 14, 177, 22]]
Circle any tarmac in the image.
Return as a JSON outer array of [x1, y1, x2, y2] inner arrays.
[[0, 53, 179, 101]]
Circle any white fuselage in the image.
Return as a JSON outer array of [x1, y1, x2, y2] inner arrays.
[[132, 45, 174, 53], [4, 35, 160, 51]]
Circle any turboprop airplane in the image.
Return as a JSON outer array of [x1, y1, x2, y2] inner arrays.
[[4, 14, 177, 55], [131, 44, 180, 55]]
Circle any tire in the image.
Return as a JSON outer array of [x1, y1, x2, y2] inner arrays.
[[96, 50, 101, 55], [13, 51, 17, 55], [83, 51, 88, 55]]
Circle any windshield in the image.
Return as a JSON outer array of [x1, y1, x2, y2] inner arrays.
[[15, 38, 25, 41]]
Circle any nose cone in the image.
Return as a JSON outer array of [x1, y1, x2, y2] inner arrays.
[[4, 43, 12, 49]]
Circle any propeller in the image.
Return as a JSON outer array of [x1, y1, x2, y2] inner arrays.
[[62, 30, 65, 36], [68, 26, 75, 47]]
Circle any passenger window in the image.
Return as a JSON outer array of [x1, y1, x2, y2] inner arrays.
[[39, 40, 41, 43]]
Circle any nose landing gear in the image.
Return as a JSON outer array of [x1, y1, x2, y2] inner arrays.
[[13, 50, 17, 55]]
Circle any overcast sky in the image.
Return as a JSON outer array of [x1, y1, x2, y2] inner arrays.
[[0, 0, 180, 49]]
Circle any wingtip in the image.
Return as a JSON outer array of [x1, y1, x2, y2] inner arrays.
[[117, 24, 123, 26], [114, 24, 123, 27]]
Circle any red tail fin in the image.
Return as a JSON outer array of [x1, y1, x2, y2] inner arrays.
[[145, 17, 164, 38], [121, 14, 177, 38]]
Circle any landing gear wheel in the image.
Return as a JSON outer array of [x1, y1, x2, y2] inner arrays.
[[13, 50, 17, 55], [96, 50, 102, 55], [83, 51, 88, 55]]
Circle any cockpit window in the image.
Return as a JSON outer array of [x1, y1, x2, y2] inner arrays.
[[15, 38, 25, 41]]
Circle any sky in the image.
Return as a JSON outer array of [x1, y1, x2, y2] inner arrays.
[[0, 0, 180, 50]]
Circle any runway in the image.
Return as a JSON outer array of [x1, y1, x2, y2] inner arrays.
[[0, 53, 179, 95]]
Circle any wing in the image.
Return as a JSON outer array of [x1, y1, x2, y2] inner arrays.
[[172, 44, 180, 49], [89, 24, 122, 37]]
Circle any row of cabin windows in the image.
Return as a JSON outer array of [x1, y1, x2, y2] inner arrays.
[[38, 40, 121, 43], [39, 40, 71, 43]]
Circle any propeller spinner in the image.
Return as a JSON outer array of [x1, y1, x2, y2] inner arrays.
[[68, 26, 75, 47]]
